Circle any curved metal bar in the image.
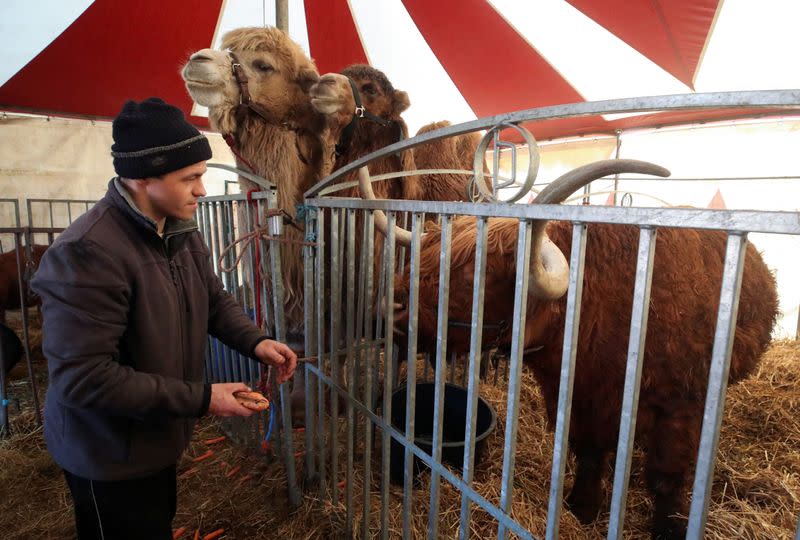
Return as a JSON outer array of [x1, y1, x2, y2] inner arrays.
[[207, 163, 275, 190], [304, 90, 800, 197]]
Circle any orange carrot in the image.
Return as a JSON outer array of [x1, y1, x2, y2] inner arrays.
[[193, 529, 200, 540], [172, 527, 187, 539], [179, 467, 198, 479], [202, 529, 225, 540], [293, 451, 305, 459], [192, 450, 214, 463], [225, 465, 241, 478], [293, 427, 305, 433], [204, 436, 226, 445], [235, 474, 252, 486], [337, 479, 346, 489]]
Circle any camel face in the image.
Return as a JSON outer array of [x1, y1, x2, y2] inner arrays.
[[309, 73, 352, 116], [349, 74, 401, 119], [182, 49, 238, 108], [309, 66, 411, 130], [183, 27, 321, 131]]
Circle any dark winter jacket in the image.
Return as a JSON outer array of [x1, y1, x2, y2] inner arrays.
[[31, 179, 267, 480]]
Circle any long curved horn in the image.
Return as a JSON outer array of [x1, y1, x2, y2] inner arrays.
[[528, 159, 671, 300], [358, 166, 417, 246]]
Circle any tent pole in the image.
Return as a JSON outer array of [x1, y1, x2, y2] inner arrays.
[[276, 0, 288, 31]]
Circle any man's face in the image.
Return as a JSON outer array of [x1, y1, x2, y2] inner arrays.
[[144, 162, 207, 221]]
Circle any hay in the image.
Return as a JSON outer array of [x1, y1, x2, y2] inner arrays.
[[1, 338, 798, 539]]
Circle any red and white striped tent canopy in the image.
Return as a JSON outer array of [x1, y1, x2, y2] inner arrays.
[[1, 0, 798, 139]]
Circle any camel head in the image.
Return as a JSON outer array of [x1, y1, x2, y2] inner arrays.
[[182, 27, 320, 134], [309, 64, 410, 150]]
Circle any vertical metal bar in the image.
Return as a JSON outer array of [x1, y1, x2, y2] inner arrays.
[[545, 222, 588, 540], [197, 202, 213, 382], [315, 209, 328, 496], [607, 227, 657, 540], [380, 213, 397, 540], [303, 205, 318, 481], [201, 202, 220, 384], [345, 209, 357, 536], [686, 232, 749, 539], [242, 199, 259, 448], [265, 190, 300, 507], [428, 215, 453, 540], [212, 202, 232, 383], [225, 201, 245, 384], [14, 230, 41, 426], [329, 208, 341, 504], [497, 220, 533, 540], [459, 217, 489, 540], [362, 210, 376, 540], [794, 512, 800, 540], [402, 213, 424, 539], [612, 131, 622, 207]]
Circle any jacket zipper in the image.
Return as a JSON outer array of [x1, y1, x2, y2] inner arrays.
[[165, 239, 191, 441]]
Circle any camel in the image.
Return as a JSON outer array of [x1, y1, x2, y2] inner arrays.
[[182, 27, 330, 340], [309, 68, 486, 203], [182, 28, 494, 426]]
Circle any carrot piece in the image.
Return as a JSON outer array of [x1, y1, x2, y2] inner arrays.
[[225, 465, 241, 478], [337, 479, 346, 489], [172, 527, 187, 539], [293, 451, 305, 459], [235, 474, 252, 486], [204, 436, 226, 445], [192, 450, 214, 463], [193, 529, 200, 540], [179, 467, 198, 479], [293, 427, 305, 433], [202, 529, 225, 540]]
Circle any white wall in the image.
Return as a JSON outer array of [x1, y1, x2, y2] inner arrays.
[[0, 113, 237, 233]]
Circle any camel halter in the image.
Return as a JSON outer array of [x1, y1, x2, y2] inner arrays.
[[224, 51, 312, 167], [335, 77, 397, 157]]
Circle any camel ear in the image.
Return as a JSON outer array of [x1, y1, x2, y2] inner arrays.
[[298, 66, 320, 92], [393, 90, 410, 115]]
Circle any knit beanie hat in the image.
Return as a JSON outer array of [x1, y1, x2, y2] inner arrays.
[[111, 97, 212, 179]]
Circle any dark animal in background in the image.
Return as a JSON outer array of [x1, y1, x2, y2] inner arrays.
[[0, 245, 49, 323], [0, 322, 23, 375], [378, 160, 778, 539]]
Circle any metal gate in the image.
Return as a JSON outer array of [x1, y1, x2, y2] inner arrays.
[[293, 91, 800, 539]]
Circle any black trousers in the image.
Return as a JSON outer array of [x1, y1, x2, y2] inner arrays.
[[63, 464, 177, 540]]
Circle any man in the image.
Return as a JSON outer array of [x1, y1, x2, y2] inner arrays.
[[31, 97, 297, 539]]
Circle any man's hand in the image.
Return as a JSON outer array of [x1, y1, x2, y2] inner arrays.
[[208, 382, 257, 417], [254, 339, 298, 384]]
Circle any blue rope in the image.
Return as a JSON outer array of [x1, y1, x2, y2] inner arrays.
[[264, 396, 275, 443], [295, 204, 318, 243]]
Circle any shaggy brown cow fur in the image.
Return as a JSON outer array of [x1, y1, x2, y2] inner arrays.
[[0, 245, 48, 323], [394, 213, 778, 539]]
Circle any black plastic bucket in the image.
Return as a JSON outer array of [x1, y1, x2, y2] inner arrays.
[[389, 383, 497, 485]]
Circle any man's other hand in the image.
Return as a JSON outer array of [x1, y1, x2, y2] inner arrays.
[[254, 339, 298, 384]]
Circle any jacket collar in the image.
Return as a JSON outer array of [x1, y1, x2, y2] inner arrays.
[[108, 178, 198, 240]]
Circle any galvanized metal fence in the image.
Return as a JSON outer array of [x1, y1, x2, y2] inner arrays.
[[289, 90, 800, 539], [0, 197, 97, 433], [197, 187, 303, 506]]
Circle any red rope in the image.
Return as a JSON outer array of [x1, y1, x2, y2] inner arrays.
[[223, 133, 258, 173]]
